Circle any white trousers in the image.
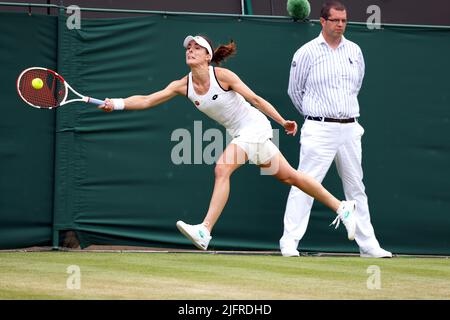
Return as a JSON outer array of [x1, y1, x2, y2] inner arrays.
[[280, 120, 381, 252]]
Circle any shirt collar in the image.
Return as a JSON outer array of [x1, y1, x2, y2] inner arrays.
[[317, 32, 347, 49]]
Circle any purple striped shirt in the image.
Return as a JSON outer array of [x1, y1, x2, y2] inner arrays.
[[288, 32, 365, 118]]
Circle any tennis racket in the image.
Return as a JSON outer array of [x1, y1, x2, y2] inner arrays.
[[17, 67, 104, 109]]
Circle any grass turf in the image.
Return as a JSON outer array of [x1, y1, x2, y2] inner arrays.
[[0, 252, 449, 299]]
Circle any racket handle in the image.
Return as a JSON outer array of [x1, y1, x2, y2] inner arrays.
[[87, 97, 105, 105]]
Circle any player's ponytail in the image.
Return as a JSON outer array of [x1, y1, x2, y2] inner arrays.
[[197, 35, 237, 65], [211, 40, 237, 65]]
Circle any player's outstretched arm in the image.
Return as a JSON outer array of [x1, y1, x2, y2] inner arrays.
[[99, 77, 187, 112]]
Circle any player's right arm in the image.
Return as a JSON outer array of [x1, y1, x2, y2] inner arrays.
[[100, 77, 187, 112]]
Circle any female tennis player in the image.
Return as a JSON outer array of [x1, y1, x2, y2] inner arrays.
[[99, 35, 357, 252]]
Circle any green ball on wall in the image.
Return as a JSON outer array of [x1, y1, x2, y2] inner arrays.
[[287, 0, 311, 21]]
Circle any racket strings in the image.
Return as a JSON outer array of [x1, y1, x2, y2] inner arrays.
[[18, 69, 65, 108]]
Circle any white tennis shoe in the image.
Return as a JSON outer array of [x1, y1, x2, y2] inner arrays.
[[281, 247, 300, 257], [360, 247, 393, 258], [176, 221, 212, 250], [330, 200, 357, 240]]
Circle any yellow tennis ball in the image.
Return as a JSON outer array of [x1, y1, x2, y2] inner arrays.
[[32, 78, 44, 90]]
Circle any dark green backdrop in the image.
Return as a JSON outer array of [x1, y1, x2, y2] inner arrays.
[[0, 13, 57, 249], [1, 12, 449, 254]]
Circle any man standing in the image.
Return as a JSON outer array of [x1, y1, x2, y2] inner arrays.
[[281, 0, 392, 258]]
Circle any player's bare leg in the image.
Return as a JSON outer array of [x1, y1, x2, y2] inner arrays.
[[202, 143, 248, 232], [261, 152, 356, 240], [262, 152, 340, 211], [176, 143, 247, 250]]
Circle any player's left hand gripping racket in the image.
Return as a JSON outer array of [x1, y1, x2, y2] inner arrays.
[[17, 67, 104, 109]]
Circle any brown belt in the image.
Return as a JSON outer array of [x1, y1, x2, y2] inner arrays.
[[304, 116, 357, 123]]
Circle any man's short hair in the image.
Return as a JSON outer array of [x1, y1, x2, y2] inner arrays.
[[320, 1, 346, 19]]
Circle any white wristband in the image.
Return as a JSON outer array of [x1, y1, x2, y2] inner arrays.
[[112, 98, 125, 110]]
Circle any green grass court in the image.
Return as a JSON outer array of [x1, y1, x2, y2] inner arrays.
[[0, 252, 449, 299]]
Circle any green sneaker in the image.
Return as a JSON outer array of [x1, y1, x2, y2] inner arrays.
[[331, 200, 357, 240], [176, 221, 212, 250]]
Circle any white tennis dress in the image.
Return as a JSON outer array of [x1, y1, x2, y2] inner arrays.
[[187, 66, 278, 165]]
